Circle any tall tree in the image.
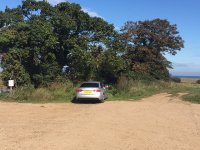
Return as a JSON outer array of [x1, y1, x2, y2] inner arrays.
[[0, 0, 119, 86], [120, 19, 184, 79]]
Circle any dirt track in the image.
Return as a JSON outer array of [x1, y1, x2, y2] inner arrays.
[[0, 93, 200, 150]]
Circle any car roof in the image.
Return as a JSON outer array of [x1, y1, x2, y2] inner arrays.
[[81, 81, 101, 84]]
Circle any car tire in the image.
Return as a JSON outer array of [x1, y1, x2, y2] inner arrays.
[[72, 97, 79, 103], [99, 97, 105, 103]]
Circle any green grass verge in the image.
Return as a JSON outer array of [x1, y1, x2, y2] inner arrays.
[[0, 81, 77, 103], [182, 87, 200, 104], [108, 81, 200, 103], [0, 80, 200, 104]]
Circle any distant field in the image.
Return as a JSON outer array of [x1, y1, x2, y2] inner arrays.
[[180, 78, 200, 83]]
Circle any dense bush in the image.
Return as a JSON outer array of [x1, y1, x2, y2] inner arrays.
[[171, 77, 181, 83], [0, 80, 76, 102], [0, 85, 34, 101], [196, 80, 200, 84]]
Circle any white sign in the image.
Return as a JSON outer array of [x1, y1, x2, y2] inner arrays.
[[8, 80, 14, 87]]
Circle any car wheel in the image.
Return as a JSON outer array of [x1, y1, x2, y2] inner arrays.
[[72, 97, 79, 103], [99, 97, 105, 103]]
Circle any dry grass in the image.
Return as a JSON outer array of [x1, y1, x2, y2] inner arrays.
[[180, 78, 200, 83], [0, 77, 200, 103]]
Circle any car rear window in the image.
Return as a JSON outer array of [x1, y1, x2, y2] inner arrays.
[[80, 83, 99, 88]]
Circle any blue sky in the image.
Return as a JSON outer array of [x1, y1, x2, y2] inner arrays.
[[0, 0, 200, 76]]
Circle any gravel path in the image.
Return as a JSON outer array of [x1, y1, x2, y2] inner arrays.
[[0, 93, 200, 150]]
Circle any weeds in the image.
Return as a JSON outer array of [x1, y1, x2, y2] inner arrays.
[[196, 80, 200, 84], [0, 78, 200, 104], [0, 81, 76, 103]]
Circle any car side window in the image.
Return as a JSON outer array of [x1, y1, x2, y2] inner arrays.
[[100, 83, 103, 88]]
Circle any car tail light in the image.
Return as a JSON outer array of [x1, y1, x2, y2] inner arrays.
[[95, 89, 102, 92], [76, 89, 83, 92]]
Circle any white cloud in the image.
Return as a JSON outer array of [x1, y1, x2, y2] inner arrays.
[[36, 1, 104, 19], [169, 62, 200, 76], [114, 26, 120, 31], [48, 0, 66, 5], [172, 62, 188, 68], [36, 0, 66, 5], [82, 8, 104, 19]]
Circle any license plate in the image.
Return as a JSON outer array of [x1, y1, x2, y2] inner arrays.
[[84, 90, 92, 94]]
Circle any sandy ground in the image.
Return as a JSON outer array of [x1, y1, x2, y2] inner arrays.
[[1, 93, 200, 150]]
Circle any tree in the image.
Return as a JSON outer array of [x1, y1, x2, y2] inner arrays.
[[120, 19, 184, 79], [1, 48, 31, 86], [0, 0, 119, 86], [0, 1, 184, 87]]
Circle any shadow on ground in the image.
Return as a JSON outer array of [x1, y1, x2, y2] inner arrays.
[[71, 97, 101, 104]]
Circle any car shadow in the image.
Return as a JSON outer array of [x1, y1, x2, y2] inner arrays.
[[71, 97, 101, 104]]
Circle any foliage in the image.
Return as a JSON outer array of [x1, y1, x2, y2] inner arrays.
[[0, 1, 184, 88], [0, 85, 35, 101], [183, 94, 200, 104], [1, 78, 200, 104], [109, 77, 171, 100], [182, 85, 200, 104], [171, 77, 181, 83], [0, 0, 119, 86], [0, 80, 75, 103], [196, 80, 200, 84], [119, 19, 184, 79], [108, 79, 200, 103]]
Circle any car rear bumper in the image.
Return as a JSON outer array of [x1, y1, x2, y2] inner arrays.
[[76, 94, 103, 100]]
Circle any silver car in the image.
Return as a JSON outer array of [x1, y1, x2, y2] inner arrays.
[[75, 81, 107, 103]]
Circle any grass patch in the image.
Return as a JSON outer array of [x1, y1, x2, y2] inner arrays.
[[108, 79, 175, 101], [0, 81, 77, 103], [182, 87, 200, 104], [183, 94, 200, 104], [0, 79, 200, 104], [108, 78, 200, 103]]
